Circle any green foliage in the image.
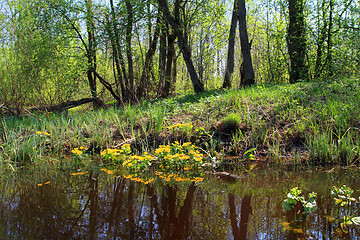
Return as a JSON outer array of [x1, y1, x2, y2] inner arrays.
[[283, 185, 359, 235], [329, 185, 360, 233], [100, 144, 132, 165], [154, 106, 166, 137], [283, 187, 317, 221], [155, 141, 204, 171], [243, 148, 256, 160], [332, 185, 356, 206], [221, 113, 242, 129], [2, 78, 360, 171]]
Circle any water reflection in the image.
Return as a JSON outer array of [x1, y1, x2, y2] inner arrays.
[[228, 193, 252, 239], [0, 168, 359, 239]]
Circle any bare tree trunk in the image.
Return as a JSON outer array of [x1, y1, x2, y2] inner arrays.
[[162, 30, 177, 97], [238, 0, 255, 86], [138, 14, 161, 99], [125, 0, 135, 101], [157, 0, 204, 93], [158, 18, 167, 94], [171, 54, 177, 93], [109, 0, 127, 102], [85, 0, 98, 101], [223, 0, 238, 89]]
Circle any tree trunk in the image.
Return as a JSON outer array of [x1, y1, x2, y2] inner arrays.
[[85, 0, 98, 101], [158, 19, 167, 94], [287, 0, 308, 83], [223, 0, 238, 89], [28, 97, 104, 113], [314, 0, 327, 79], [326, 0, 334, 76], [162, 29, 177, 97], [109, 0, 127, 102], [157, 0, 204, 93], [238, 0, 255, 86], [125, 0, 135, 101], [138, 14, 161, 99]]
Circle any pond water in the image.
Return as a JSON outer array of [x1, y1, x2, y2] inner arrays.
[[0, 166, 359, 239]]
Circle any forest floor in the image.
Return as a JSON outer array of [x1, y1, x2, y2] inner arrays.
[[1, 77, 360, 172]]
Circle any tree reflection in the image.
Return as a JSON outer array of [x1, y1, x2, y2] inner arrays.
[[1, 169, 360, 239], [88, 171, 99, 240], [228, 193, 252, 240], [145, 182, 197, 239]]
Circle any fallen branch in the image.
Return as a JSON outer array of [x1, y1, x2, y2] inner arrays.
[[28, 97, 104, 113]]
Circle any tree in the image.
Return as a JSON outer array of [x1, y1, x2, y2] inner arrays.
[[85, 0, 98, 102], [138, 13, 161, 99], [287, 0, 308, 83], [223, 0, 255, 88], [157, 0, 204, 93], [238, 0, 255, 86], [222, 0, 238, 89]]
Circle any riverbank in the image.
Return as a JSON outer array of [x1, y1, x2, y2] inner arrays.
[[1, 77, 359, 172]]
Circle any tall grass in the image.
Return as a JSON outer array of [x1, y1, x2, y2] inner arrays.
[[1, 77, 360, 170]]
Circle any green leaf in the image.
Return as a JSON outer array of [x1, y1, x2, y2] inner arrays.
[[304, 201, 317, 214], [283, 198, 296, 210]]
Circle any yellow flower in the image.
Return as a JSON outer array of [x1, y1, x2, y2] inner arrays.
[[43, 132, 50, 136], [71, 148, 83, 155], [183, 142, 192, 147], [71, 172, 87, 176], [36, 131, 43, 135], [179, 154, 190, 160]]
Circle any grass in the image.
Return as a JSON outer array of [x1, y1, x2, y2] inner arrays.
[[1, 77, 360, 172]]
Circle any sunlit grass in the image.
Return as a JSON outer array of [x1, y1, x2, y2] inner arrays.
[[1, 77, 360, 172]]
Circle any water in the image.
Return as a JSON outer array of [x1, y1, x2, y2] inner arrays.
[[0, 166, 359, 239]]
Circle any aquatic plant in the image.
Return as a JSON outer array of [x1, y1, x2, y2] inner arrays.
[[122, 153, 153, 172], [100, 144, 131, 164], [155, 141, 204, 170], [283, 187, 317, 222], [331, 185, 360, 230]]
